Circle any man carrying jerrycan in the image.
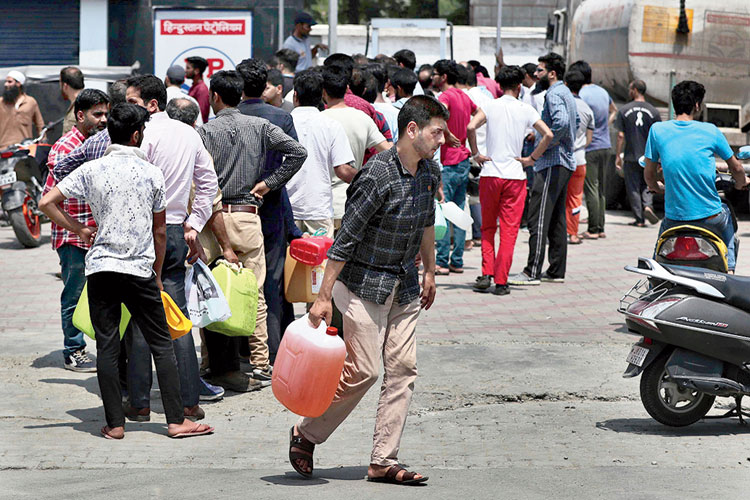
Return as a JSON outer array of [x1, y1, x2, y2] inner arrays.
[[287, 95, 446, 485]]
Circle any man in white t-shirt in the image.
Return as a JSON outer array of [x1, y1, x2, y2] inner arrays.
[[288, 70, 356, 238], [320, 66, 390, 226], [467, 66, 553, 295], [564, 70, 595, 244]]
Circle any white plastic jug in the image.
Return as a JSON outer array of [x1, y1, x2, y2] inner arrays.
[[440, 201, 473, 231], [272, 316, 346, 417]]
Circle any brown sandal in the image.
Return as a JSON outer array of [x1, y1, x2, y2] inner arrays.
[[367, 464, 429, 485], [289, 426, 315, 478]]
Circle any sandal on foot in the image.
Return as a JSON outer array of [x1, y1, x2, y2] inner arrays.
[[579, 231, 599, 240], [435, 267, 450, 276], [367, 464, 428, 485], [169, 423, 214, 438], [289, 426, 315, 478], [101, 426, 124, 440]]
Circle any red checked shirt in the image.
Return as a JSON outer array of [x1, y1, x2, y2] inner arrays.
[[43, 127, 96, 250]]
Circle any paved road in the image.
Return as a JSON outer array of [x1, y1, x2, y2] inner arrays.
[[2, 211, 750, 499]]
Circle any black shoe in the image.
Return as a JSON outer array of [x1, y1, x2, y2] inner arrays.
[[492, 284, 510, 295], [473, 275, 492, 292], [540, 272, 564, 283]]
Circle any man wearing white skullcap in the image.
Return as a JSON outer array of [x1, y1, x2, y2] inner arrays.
[[0, 70, 45, 148]]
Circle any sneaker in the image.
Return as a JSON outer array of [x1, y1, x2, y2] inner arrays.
[[541, 272, 565, 283], [492, 284, 510, 296], [199, 377, 225, 401], [64, 349, 97, 372], [508, 272, 540, 286], [252, 366, 272, 382], [473, 275, 492, 292], [208, 371, 270, 392], [644, 206, 660, 224]]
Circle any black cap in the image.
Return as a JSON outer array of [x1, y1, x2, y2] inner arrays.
[[294, 12, 316, 26]]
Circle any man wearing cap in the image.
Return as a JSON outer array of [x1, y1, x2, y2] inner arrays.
[[165, 65, 203, 127], [282, 12, 328, 72], [0, 71, 45, 149]]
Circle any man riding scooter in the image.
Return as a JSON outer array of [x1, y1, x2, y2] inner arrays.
[[644, 80, 750, 274]]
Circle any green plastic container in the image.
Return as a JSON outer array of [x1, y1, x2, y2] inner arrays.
[[72, 282, 131, 340], [435, 203, 447, 240], [208, 260, 258, 336]]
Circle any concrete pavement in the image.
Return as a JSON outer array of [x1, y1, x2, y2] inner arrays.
[[2, 210, 750, 499]]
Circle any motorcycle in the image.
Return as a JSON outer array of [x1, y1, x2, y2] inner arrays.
[[0, 119, 61, 248]]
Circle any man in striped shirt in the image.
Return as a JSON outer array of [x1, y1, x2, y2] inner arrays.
[[44, 88, 110, 372]]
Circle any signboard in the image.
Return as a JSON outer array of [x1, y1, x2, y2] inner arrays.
[[641, 5, 693, 44], [154, 9, 252, 82]]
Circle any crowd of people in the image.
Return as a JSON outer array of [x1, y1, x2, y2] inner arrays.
[[5, 9, 741, 485]]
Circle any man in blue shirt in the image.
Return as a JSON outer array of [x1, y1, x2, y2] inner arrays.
[[645, 80, 748, 272], [282, 12, 327, 72], [573, 60, 617, 240], [509, 52, 579, 285]]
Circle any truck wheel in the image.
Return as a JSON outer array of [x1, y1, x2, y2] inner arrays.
[[640, 353, 715, 427], [8, 195, 42, 248]]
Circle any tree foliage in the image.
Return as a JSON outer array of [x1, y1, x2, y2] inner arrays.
[[304, 0, 468, 25]]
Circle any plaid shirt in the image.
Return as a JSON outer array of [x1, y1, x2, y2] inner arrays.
[[52, 128, 111, 181], [328, 147, 440, 305], [197, 108, 306, 205], [534, 81, 579, 172], [43, 127, 96, 250]]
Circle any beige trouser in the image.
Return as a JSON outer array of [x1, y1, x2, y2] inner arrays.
[[298, 280, 421, 466], [295, 219, 335, 239], [223, 211, 269, 369]]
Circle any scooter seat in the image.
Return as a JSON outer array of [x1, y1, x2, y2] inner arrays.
[[663, 264, 750, 313]]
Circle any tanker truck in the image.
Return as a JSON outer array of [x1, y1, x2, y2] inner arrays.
[[546, 0, 750, 207], [549, 0, 750, 141]]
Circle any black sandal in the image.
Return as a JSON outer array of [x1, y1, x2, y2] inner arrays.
[[289, 426, 315, 478], [367, 464, 429, 485]]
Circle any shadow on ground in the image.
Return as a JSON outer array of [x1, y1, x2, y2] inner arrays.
[[596, 417, 750, 436], [261, 466, 369, 486]]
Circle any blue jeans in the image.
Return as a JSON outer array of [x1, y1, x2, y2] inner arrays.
[[58, 244, 87, 356], [127, 225, 200, 409], [437, 159, 471, 269], [657, 203, 736, 271]]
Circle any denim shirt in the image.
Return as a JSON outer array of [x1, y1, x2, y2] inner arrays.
[[535, 81, 579, 172]]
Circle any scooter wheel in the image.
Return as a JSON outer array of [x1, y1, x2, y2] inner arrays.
[[640, 352, 715, 427]]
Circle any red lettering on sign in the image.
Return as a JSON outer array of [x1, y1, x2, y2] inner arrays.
[[206, 59, 225, 77], [161, 19, 246, 35]]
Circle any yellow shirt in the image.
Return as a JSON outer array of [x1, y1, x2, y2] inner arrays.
[[0, 94, 44, 148]]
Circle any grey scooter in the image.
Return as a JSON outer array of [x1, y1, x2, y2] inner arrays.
[[619, 258, 750, 427]]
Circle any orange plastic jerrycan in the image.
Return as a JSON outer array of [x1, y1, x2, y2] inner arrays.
[[272, 316, 346, 418], [161, 291, 192, 340]]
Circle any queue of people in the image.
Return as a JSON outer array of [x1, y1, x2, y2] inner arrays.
[[8, 13, 675, 483]]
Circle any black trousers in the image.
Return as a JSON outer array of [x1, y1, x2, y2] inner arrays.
[[523, 166, 572, 279], [624, 161, 653, 224], [88, 271, 183, 428], [127, 225, 200, 409]]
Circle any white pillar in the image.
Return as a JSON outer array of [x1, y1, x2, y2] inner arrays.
[[328, 0, 338, 54], [496, 0, 503, 53], [79, 0, 108, 67], [279, 0, 285, 49]]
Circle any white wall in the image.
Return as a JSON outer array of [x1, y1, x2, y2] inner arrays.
[[310, 24, 547, 74], [79, 0, 108, 90]]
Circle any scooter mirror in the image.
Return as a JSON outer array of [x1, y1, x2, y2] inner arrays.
[[738, 145, 750, 160]]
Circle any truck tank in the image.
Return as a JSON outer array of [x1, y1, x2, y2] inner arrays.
[[569, 0, 750, 140]]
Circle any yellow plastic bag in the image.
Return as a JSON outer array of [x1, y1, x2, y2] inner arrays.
[[207, 260, 258, 336], [161, 291, 192, 340], [72, 282, 131, 340]]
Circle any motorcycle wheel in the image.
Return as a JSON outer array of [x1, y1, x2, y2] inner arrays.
[[8, 195, 42, 248], [640, 352, 715, 427]]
